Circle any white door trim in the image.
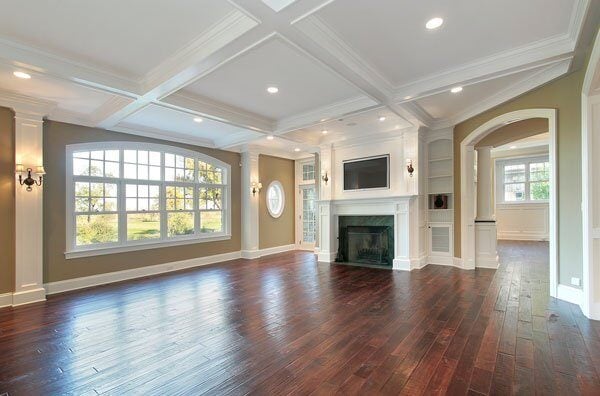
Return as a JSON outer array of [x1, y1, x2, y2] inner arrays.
[[460, 108, 558, 298], [582, 30, 600, 319]]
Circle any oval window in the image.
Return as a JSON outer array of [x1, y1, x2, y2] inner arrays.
[[266, 181, 285, 218]]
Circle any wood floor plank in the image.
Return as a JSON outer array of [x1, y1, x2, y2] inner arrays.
[[1, 241, 598, 395]]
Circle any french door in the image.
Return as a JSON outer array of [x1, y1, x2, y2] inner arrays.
[[297, 185, 316, 250]]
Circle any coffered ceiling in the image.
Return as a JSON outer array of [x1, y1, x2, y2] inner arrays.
[[0, 0, 595, 158]]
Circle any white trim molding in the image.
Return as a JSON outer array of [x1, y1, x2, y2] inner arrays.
[[460, 109, 557, 295], [48, 246, 299, 295], [557, 284, 583, 306], [46, 251, 242, 295]]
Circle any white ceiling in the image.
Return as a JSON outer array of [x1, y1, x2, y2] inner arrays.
[[493, 132, 550, 154], [315, 0, 576, 87], [180, 36, 365, 120], [415, 66, 553, 120], [0, 0, 593, 157], [0, 0, 236, 78]]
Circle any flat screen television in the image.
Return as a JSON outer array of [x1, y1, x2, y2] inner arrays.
[[343, 155, 389, 191]]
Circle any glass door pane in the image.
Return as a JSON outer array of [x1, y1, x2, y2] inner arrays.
[[302, 186, 316, 244]]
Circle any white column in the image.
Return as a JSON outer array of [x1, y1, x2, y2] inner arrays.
[[13, 112, 46, 306], [316, 145, 336, 262], [476, 146, 494, 221], [474, 145, 498, 269], [241, 151, 260, 258]]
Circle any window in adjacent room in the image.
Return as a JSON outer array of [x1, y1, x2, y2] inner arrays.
[[496, 156, 549, 203]]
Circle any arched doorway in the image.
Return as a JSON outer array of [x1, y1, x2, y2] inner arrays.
[[460, 109, 558, 297]]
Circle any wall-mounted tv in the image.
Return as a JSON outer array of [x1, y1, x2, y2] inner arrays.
[[343, 155, 390, 191]]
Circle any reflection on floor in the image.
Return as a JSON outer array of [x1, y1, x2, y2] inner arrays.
[[1, 241, 599, 394]]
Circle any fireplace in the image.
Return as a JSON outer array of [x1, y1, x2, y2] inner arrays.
[[336, 216, 394, 266]]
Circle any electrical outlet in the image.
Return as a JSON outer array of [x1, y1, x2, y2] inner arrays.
[[571, 277, 581, 287]]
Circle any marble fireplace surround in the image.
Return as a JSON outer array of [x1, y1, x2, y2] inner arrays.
[[317, 195, 422, 271]]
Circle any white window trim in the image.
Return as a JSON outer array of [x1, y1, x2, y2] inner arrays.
[[266, 180, 285, 218], [65, 142, 231, 259], [495, 155, 549, 205]]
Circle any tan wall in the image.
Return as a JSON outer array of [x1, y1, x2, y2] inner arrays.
[[43, 121, 241, 283], [454, 68, 585, 285], [476, 118, 548, 148], [0, 107, 15, 293], [258, 154, 295, 249]]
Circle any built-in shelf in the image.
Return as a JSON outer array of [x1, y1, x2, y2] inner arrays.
[[427, 136, 454, 226]]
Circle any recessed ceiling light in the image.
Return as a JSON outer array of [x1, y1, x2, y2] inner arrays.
[[426, 17, 444, 30], [403, 95, 412, 100], [13, 71, 31, 79], [510, 145, 517, 149], [320, 118, 327, 122], [193, 117, 203, 123], [450, 86, 463, 93], [266, 135, 274, 140], [379, 116, 386, 122], [322, 129, 328, 135], [294, 148, 301, 152], [267, 86, 279, 94]]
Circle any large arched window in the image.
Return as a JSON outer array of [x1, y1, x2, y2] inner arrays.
[[65, 142, 231, 258]]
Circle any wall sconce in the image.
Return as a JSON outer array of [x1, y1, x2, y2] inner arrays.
[[406, 159, 414, 177], [16, 164, 45, 191], [321, 171, 329, 185], [251, 181, 262, 196]]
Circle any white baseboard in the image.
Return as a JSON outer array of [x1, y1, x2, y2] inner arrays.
[[317, 251, 337, 262], [241, 244, 296, 259], [0, 288, 47, 308], [557, 284, 583, 306], [476, 255, 499, 269], [393, 257, 427, 271], [241, 250, 261, 259], [0, 292, 13, 308], [256, 244, 296, 257], [498, 233, 548, 241], [45, 251, 242, 295], [428, 255, 454, 266]]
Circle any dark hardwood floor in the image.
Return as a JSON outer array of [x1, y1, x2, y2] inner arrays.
[[1, 241, 600, 395]]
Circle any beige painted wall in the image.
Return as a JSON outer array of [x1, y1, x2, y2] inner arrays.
[[476, 118, 548, 148], [0, 107, 15, 294], [43, 121, 241, 283], [454, 68, 585, 285], [258, 154, 295, 249]]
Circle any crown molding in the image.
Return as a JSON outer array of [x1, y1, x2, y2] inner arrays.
[[141, 9, 259, 93], [234, 143, 315, 160], [275, 95, 379, 133], [160, 92, 274, 133], [112, 122, 215, 148], [394, 37, 576, 102], [0, 38, 141, 96], [324, 125, 416, 150], [89, 95, 136, 126], [445, 57, 572, 128], [392, 0, 588, 99], [0, 89, 56, 117]]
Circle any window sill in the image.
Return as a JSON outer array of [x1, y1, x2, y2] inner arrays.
[[496, 201, 549, 206], [65, 234, 232, 259]]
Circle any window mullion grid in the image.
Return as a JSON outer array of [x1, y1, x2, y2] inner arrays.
[[160, 152, 167, 243], [194, 162, 200, 236]]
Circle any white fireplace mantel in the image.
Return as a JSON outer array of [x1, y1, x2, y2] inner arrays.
[[316, 195, 423, 271]]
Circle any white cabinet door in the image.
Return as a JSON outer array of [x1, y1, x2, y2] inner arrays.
[[428, 222, 453, 259]]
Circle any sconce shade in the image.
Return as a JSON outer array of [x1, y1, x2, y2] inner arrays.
[[36, 166, 46, 175], [15, 164, 24, 173]]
